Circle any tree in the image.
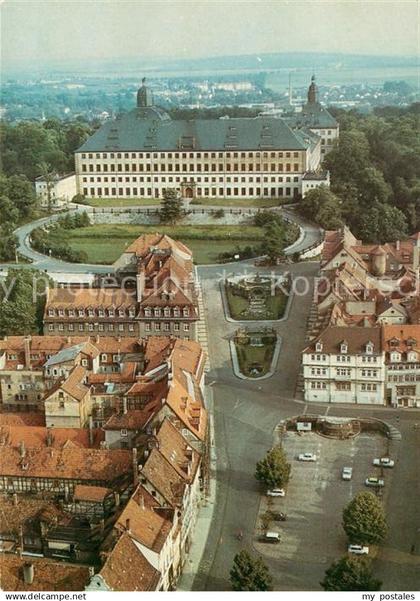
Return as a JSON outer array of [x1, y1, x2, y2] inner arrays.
[[230, 550, 272, 591], [300, 185, 343, 229], [0, 224, 18, 262], [0, 269, 51, 336], [342, 492, 387, 545], [263, 222, 287, 262], [255, 445, 291, 489], [321, 556, 381, 591], [159, 188, 184, 224]]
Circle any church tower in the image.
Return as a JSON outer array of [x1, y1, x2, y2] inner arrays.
[[137, 77, 154, 108], [307, 74, 319, 105]]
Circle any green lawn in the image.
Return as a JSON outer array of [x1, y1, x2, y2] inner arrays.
[[226, 287, 288, 320], [235, 339, 276, 378], [47, 224, 263, 265]]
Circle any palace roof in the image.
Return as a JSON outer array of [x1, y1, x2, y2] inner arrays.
[[77, 110, 320, 153]]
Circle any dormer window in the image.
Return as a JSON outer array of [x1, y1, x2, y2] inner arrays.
[[174, 307, 180, 317], [118, 309, 125, 318], [315, 342, 323, 353], [340, 341, 348, 354], [391, 352, 401, 362], [365, 342, 374, 355], [48, 309, 55, 317], [129, 308, 135, 318], [145, 308, 152, 317], [154, 308, 161, 317], [78, 309, 85, 317], [164, 307, 171, 317], [408, 351, 418, 362], [88, 309, 95, 317], [101, 354, 107, 362], [108, 309, 115, 317], [183, 307, 190, 317], [98, 309, 105, 317]]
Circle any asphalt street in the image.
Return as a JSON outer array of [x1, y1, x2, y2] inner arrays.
[[194, 260, 420, 592]]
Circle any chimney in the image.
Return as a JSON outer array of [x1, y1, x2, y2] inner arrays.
[[413, 246, 420, 270], [23, 336, 31, 370], [13, 493, 18, 506], [46, 427, 53, 447], [132, 448, 139, 486], [88, 415, 94, 446], [88, 566, 95, 578], [396, 240, 400, 251], [122, 397, 128, 415], [140, 494, 145, 510], [125, 518, 130, 532], [19, 525, 24, 551], [136, 267, 146, 302], [23, 563, 34, 585], [95, 335, 100, 344], [19, 441, 26, 459], [113, 491, 120, 507]]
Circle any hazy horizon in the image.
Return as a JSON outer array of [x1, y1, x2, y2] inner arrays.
[[1, 0, 418, 74]]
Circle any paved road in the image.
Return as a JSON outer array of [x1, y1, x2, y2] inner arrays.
[[0, 204, 321, 275], [194, 260, 420, 592]]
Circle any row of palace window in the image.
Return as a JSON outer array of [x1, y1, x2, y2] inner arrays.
[[82, 175, 300, 184], [47, 307, 190, 318], [48, 322, 190, 333], [309, 354, 378, 363], [83, 186, 299, 198], [309, 381, 378, 391], [310, 367, 379, 377], [81, 162, 301, 173], [388, 374, 420, 382], [80, 151, 301, 160]]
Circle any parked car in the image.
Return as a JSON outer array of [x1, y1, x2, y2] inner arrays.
[[342, 467, 353, 480], [259, 531, 281, 544], [270, 511, 287, 521], [266, 488, 285, 497], [348, 544, 369, 555], [365, 477, 384, 487], [373, 457, 395, 468], [298, 452, 317, 462]]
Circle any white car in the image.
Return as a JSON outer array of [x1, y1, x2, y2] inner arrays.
[[348, 544, 369, 555], [298, 453, 317, 462], [342, 467, 353, 480], [373, 457, 395, 468], [365, 477, 384, 487], [266, 488, 285, 497]]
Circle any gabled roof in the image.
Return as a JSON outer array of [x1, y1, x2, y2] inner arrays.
[[142, 447, 186, 507], [304, 325, 382, 355], [0, 446, 132, 482], [115, 487, 173, 553], [99, 532, 160, 591], [44, 342, 98, 367], [74, 484, 113, 502], [45, 365, 89, 403]]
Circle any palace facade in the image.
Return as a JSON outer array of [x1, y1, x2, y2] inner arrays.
[[75, 77, 336, 201]]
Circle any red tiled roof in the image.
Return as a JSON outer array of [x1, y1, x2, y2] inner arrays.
[[99, 532, 160, 591]]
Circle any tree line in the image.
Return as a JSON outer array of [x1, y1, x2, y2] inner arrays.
[[300, 102, 420, 243]]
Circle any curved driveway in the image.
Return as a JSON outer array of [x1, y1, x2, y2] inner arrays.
[[0, 203, 322, 275]]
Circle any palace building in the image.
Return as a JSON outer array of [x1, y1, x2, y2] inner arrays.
[[43, 233, 199, 341], [75, 77, 336, 202]]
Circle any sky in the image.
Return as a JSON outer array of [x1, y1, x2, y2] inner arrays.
[[1, 0, 419, 70]]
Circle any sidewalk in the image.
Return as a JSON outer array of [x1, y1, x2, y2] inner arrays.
[[178, 385, 217, 591]]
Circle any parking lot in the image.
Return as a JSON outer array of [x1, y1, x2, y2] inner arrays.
[[255, 430, 392, 565]]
